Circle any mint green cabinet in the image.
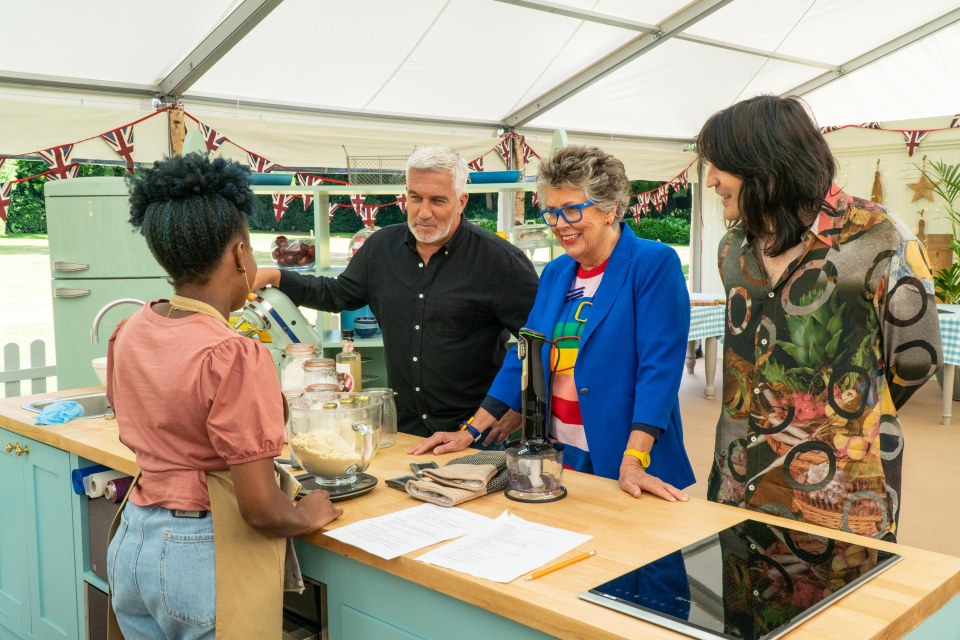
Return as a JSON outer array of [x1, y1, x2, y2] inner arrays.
[[0, 429, 80, 640]]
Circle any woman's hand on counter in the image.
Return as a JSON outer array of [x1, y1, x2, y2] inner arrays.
[[619, 458, 689, 502], [232, 458, 342, 537]]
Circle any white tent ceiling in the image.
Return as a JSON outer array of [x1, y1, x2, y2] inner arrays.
[[2, 0, 959, 179]]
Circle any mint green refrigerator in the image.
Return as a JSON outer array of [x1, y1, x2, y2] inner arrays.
[[45, 178, 172, 390]]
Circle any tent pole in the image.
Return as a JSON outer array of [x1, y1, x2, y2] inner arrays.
[[690, 172, 703, 293], [168, 105, 185, 156]]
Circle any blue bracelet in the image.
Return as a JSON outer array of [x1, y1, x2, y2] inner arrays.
[[460, 422, 482, 442]]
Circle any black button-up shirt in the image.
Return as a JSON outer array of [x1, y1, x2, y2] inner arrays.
[[278, 220, 539, 437]]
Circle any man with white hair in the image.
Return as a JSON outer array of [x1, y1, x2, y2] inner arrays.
[[254, 146, 538, 438]]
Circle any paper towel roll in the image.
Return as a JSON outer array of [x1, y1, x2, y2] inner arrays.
[[104, 476, 133, 503], [71, 464, 109, 495], [85, 470, 126, 498]]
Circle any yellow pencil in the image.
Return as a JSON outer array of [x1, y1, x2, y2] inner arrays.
[[524, 550, 596, 581]]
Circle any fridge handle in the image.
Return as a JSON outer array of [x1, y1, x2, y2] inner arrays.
[[54, 288, 91, 298], [53, 261, 90, 272]]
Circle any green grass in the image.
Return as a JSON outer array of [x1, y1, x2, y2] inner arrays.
[[0, 244, 48, 255]]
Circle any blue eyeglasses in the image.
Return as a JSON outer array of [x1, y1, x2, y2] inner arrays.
[[539, 200, 597, 227]]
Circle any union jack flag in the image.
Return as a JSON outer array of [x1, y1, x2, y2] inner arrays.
[[359, 205, 379, 227], [531, 190, 539, 207], [297, 173, 325, 211], [902, 130, 928, 157], [522, 141, 540, 164], [272, 194, 294, 222], [819, 125, 841, 134], [467, 156, 484, 172], [329, 202, 340, 221], [350, 193, 366, 215], [670, 171, 688, 194], [101, 126, 135, 174], [0, 181, 12, 222], [493, 137, 512, 168], [859, 122, 882, 129], [394, 193, 407, 213], [951, 114, 959, 129], [200, 123, 227, 153], [629, 202, 643, 221], [37, 144, 77, 180], [247, 152, 277, 174]]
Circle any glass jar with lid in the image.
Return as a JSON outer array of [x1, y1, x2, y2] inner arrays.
[[303, 358, 337, 389], [280, 343, 319, 398]]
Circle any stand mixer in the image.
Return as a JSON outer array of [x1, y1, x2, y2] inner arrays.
[[505, 328, 567, 502], [235, 287, 324, 365]]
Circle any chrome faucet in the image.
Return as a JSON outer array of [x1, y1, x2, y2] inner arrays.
[[91, 298, 145, 344]]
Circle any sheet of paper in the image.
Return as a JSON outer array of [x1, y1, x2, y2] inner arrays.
[[323, 503, 492, 560], [416, 510, 592, 583]]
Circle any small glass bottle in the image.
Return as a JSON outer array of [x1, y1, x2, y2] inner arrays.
[[303, 358, 337, 389], [280, 343, 318, 398], [335, 330, 362, 392]]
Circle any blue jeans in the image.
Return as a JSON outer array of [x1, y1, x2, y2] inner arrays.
[[107, 502, 216, 639]]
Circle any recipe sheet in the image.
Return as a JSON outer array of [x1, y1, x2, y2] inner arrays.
[[323, 503, 492, 560], [416, 510, 592, 583]]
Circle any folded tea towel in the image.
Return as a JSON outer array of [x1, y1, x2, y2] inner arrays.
[[34, 401, 84, 425], [406, 478, 485, 507], [421, 463, 498, 490], [447, 451, 510, 493]]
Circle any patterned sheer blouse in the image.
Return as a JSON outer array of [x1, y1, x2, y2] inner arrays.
[[707, 186, 941, 540]]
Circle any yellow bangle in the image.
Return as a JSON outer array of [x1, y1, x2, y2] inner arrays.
[[623, 449, 650, 468]]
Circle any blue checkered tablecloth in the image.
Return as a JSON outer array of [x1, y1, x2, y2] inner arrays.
[[689, 304, 726, 342], [938, 304, 960, 366]]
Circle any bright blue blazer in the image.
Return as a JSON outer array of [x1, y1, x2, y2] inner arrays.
[[488, 223, 696, 487]]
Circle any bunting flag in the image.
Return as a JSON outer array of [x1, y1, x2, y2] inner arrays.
[[467, 157, 484, 172], [522, 141, 540, 164], [629, 202, 643, 220], [493, 138, 512, 168], [350, 193, 366, 215], [247, 152, 277, 173], [0, 158, 6, 172], [100, 126, 135, 174], [819, 125, 841, 134], [358, 205, 379, 227], [200, 122, 227, 154], [37, 144, 77, 180], [271, 194, 294, 222], [859, 122, 882, 129], [951, 114, 959, 128], [329, 202, 340, 221], [0, 181, 12, 222], [902, 131, 928, 157], [670, 170, 689, 194], [297, 173, 324, 211], [531, 190, 539, 207], [394, 193, 407, 213]]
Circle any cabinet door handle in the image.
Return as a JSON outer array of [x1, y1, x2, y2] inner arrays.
[[54, 288, 91, 298], [14, 443, 29, 456], [4, 442, 12, 454], [53, 261, 90, 272]]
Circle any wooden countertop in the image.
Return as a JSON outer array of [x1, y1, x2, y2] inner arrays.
[[3, 388, 959, 639]]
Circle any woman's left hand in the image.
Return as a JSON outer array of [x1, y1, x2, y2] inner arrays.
[[619, 459, 688, 502]]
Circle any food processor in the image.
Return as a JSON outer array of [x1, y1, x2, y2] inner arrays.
[[505, 328, 567, 502]]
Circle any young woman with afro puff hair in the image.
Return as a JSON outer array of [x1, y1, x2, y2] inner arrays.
[[105, 154, 341, 639]]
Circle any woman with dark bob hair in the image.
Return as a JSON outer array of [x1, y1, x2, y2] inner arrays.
[[411, 145, 696, 501], [699, 95, 940, 540], [106, 154, 341, 638]]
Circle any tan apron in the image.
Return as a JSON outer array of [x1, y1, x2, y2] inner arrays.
[[107, 295, 290, 639]]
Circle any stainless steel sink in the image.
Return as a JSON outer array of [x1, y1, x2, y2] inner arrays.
[[22, 392, 113, 420]]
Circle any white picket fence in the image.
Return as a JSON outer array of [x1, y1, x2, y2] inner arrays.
[[1, 340, 56, 399]]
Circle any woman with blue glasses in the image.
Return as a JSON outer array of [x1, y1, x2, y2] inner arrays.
[[411, 145, 695, 501]]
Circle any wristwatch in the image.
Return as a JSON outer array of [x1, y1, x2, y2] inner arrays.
[[623, 448, 651, 468]]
